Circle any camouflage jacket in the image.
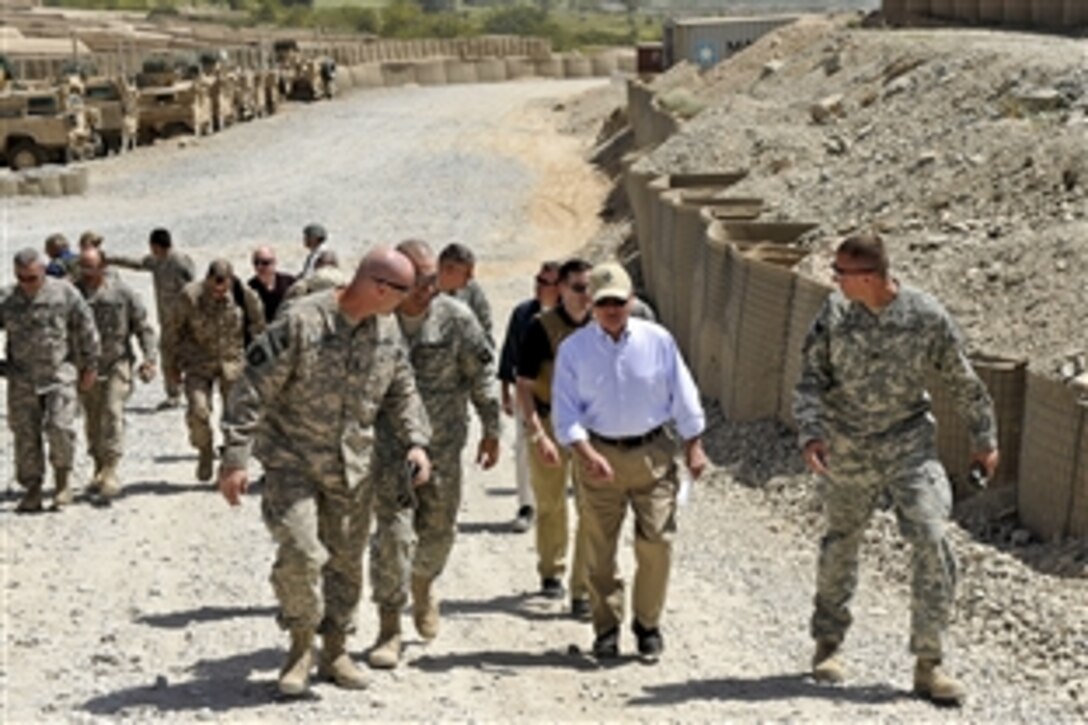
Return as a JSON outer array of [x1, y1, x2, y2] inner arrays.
[[376, 295, 500, 461], [0, 277, 99, 391], [451, 279, 493, 344], [77, 277, 157, 375], [109, 250, 195, 323], [168, 279, 265, 380], [220, 290, 431, 482], [793, 285, 997, 451]]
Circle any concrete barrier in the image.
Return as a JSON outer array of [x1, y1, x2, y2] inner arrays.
[[777, 275, 833, 428], [1065, 0, 1088, 25], [414, 59, 448, 86], [381, 62, 417, 87], [445, 59, 480, 84], [954, 0, 982, 21], [350, 63, 385, 89], [59, 165, 89, 195], [505, 57, 535, 79], [1003, 0, 1034, 24], [476, 58, 508, 83], [592, 54, 619, 77], [563, 55, 593, 79], [0, 170, 18, 197], [979, 0, 1005, 21], [534, 57, 564, 78], [1032, 0, 1066, 25]]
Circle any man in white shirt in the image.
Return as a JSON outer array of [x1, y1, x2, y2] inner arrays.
[[552, 262, 708, 662], [298, 223, 328, 278]]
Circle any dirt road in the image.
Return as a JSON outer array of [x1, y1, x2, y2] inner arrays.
[[1, 78, 1082, 723]]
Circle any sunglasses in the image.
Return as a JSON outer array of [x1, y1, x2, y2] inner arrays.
[[16, 273, 42, 284], [253, 258, 274, 266], [594, 298, 626, 309], [374, 277, 412, 293], [535, 276, 558, 287], [830, 264, 877, 277], [568, 283, 590, 295]]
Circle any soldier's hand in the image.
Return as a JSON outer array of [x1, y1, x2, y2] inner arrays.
[[476, 436, 499, 469], [536, 435, 561, 467], [218, 466, 248, 506], [971, 448, 999, 480], [406, 446, 431, 487], [803, 439, 830, 475], [79, 368, 97, 392]]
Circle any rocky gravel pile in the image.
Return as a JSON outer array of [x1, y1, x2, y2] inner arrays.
[[633, 18, 1088, 377]]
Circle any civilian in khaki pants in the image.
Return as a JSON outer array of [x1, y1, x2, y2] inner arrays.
[[552, 263, 707, 661]]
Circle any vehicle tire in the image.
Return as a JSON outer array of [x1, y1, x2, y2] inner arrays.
[[163, 122, 189, 139], [8, 141, 44, 171]]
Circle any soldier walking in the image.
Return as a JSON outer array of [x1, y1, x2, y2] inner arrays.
[[75, 248, 158, 501], [218, 246, 431, 697], [437, 242, 493, 343], [169, 260, 264, 482], [0, 249, 99, 512], [794, 234, 999, 706], [108, 228, 195, 409], [368, 240, 501, 669]]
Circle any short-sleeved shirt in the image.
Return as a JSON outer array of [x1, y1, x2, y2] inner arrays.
[[248, 272, 296, 323]]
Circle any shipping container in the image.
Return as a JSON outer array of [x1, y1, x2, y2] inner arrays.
[[663, 15, 797, 70]]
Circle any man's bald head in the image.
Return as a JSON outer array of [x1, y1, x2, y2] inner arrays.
[[339, 245, 415, 320], [395, 239, 435, 270]]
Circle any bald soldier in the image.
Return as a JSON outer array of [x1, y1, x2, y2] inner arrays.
[[368, 239, 500, 669], [168, 259, 264, 482], [76, 248, 158, 501], [219, 246, 432, 697], [1, 248, 99, 512]]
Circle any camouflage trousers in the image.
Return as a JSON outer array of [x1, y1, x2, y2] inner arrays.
[[370, 448, 462, 609], [261, 467, 373, 634], [6, 378, 77, 488], [80, 363, 133, 467], [812, 426, 956, 659], [159, 314, 181, 399], [184, 373, 234, 452]]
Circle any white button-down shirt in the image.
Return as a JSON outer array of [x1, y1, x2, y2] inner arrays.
[[552, 318, 705, 446]]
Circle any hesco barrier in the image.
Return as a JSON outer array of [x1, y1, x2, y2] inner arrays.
[[884, 0, 1088, 26]]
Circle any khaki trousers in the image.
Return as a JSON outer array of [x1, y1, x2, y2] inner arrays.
[[527, 418, 587, 598], [578, 433, 678, 634]]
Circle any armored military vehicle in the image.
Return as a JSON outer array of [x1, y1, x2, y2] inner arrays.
[[273, 39, 336, 101], [0, 86, 97, 169], [135, 56, 213, 143]]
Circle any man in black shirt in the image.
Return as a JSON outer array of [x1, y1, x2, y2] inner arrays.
[[498, 261, 560, 533], [247, 246, 296, 323]]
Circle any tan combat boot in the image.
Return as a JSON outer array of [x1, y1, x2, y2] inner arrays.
[[278, 628, 315, 697], [196, 445, 214, 482], [368, 607, 402, 669], [98, 461, 122, 499], [914, 657, 966, 706], [318, 629, 368, 689], [52, 469, 73, 509], [87, 461, 104, 494], [412, 574, 439, 640], [811, 639, 845, 684], [15, 483, 44, 514]]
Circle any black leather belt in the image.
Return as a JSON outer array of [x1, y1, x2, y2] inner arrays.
[[590, 426, 664, 450]]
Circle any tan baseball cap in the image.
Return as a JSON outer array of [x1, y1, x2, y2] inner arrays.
[[588, 262, 632, 303]]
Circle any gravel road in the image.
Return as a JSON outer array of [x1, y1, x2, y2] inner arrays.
[[1, 76, 1083, 723]]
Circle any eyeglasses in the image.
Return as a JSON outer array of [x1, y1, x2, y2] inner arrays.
[[830, 264, 877, 278], [253, 258, 274, 267], [568, 283, 590, 295], [594, 298, 626, 309], [16, 273, 42, 284], [374, 277, 411, 293], [535, 276, 558, 287]]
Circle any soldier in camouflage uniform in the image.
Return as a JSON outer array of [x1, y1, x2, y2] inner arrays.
[[279, 251, 345, 315], [368, 239, 500, 669], [169, 260, 265, 482], [218, 246, 431, 697], [437, 242, 493, 343], [108, 228, 196, 409], [75, 248, 158, 501], [793, 234, 999, 707], [0, 248, 99, 512]]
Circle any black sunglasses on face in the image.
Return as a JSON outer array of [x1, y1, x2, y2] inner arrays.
[[253, 258, 274, 266], [375, 277, 411, 293], [535, 276, 557, 287], [568, 283, 590, 294], [594, 298, 626, 309]]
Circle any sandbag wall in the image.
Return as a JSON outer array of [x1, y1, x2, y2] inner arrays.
[[882, 0, 1088, 27]]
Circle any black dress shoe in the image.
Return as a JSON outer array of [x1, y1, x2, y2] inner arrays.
[[633, 620, 663, 661], [540, 577, 565, 600], [592, 627, 619, 659]]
